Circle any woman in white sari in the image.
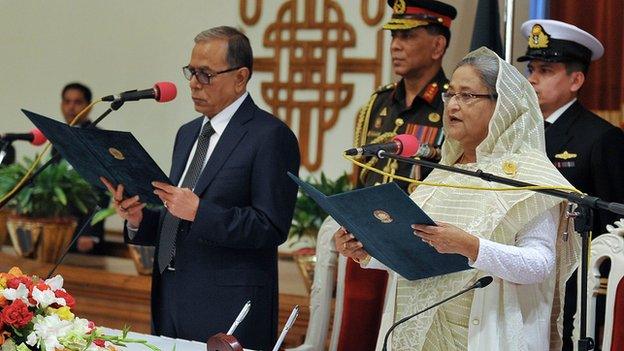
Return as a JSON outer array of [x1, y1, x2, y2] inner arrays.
[[335, 48, 580, 350]]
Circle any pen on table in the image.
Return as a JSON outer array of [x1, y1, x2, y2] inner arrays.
[[227, 300, 251, 335], [271, 305, 300, 351]]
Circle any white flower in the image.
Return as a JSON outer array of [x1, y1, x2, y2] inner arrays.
[[2, 283, 29, 303], [71, 317, 91, 335], [44, 275, 64, 291], [32, 286, 65, 309], [26, 331, 38, 347], [26, 314, 73, 351]]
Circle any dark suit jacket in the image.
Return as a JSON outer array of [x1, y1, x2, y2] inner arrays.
[[125, 95, 300, 350], [1, 143, 15, 165], [545, 101, 624, 234]]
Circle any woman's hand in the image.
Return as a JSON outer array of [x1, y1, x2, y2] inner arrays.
[[100, 177, 145, 228], [333, 227, 370, 263], [412, 222, 480, 261]]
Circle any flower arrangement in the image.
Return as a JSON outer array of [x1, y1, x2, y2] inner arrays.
[[0, 267, 158, 351]]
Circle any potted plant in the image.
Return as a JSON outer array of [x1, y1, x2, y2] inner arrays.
[[0, 157, 99, 263]]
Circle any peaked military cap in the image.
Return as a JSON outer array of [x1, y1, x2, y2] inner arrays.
[[517, 19, 604, 65], [383, 0, 457, 31]]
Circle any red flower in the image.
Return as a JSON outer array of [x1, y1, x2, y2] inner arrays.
[[87, 321, 96, 333], [34, 282, 48, 291], [93, 339, 105, 347], [1, 300, 33, 329], [54, 290, 75, 308], [6, 276, 32, 290]]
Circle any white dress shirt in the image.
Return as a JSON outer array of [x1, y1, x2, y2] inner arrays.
[[127, 91, 248, 232], [177, 91, 248, 188], [545, 98, 577, 124]]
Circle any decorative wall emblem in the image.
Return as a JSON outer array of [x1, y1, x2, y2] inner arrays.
[[241, 0, 386, 171]]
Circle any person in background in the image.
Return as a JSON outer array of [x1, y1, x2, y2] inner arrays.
[[53, 82, 110, 254], [518, 19, 624, 349], [0, 143, 15, 166]]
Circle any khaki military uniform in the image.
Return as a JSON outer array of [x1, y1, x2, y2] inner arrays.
[[354, 69, 448, 193]]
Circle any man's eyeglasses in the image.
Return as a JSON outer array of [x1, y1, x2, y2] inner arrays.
[[182, 66, 242, 85], [441, 91, 498, 105]]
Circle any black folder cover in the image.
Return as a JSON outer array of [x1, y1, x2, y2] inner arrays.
[[22, 109, 170, 204], [289, 173, 471, 280]]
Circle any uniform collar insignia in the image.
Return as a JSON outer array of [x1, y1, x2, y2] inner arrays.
[[421, 82, 439, 105]]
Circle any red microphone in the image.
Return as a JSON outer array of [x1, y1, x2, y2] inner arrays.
[[345, 134, 420, 157], [1, 128, 47, 146], [101, 82, 177, 103]]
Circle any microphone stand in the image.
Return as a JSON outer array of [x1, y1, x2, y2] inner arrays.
[[0, 101, 125, 210], [377, 151, 623, 351], [381, 277, 493, 351], [45, 205, 101, 279]]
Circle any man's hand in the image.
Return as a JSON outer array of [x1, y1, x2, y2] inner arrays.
[[152, 181, 199, 221], [100, 177, 145, 228]]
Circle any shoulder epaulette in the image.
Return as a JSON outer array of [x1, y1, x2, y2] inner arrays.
[[374, 82, 397, 94]]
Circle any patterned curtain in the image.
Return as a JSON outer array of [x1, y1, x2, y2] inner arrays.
[[550, 0, 624, 128]]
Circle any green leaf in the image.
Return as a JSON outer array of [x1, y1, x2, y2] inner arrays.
[[54, 186, 67, 205], [0, 156, 99, 218], [91, 207, 116, 225], [73, 197, 88, 215]]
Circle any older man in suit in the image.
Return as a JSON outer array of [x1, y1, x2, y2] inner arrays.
[[102, 26, 300, 350], [518, 19, 624, 350]]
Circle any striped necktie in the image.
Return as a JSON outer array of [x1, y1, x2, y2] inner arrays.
[[158, 121, 215, 273]]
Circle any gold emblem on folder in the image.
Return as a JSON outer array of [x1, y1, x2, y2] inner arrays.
[[373, 210, 394, 224], [108, 147, 125, 160], [555, 151, 577, 160]]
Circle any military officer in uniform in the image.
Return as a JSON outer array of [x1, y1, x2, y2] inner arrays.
[[327, 1, 457, 349], [355, 0, 456, 193], [518, 19, 624, 350]]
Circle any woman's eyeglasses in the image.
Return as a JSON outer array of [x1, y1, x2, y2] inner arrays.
[[441, 91, 498, 105]]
